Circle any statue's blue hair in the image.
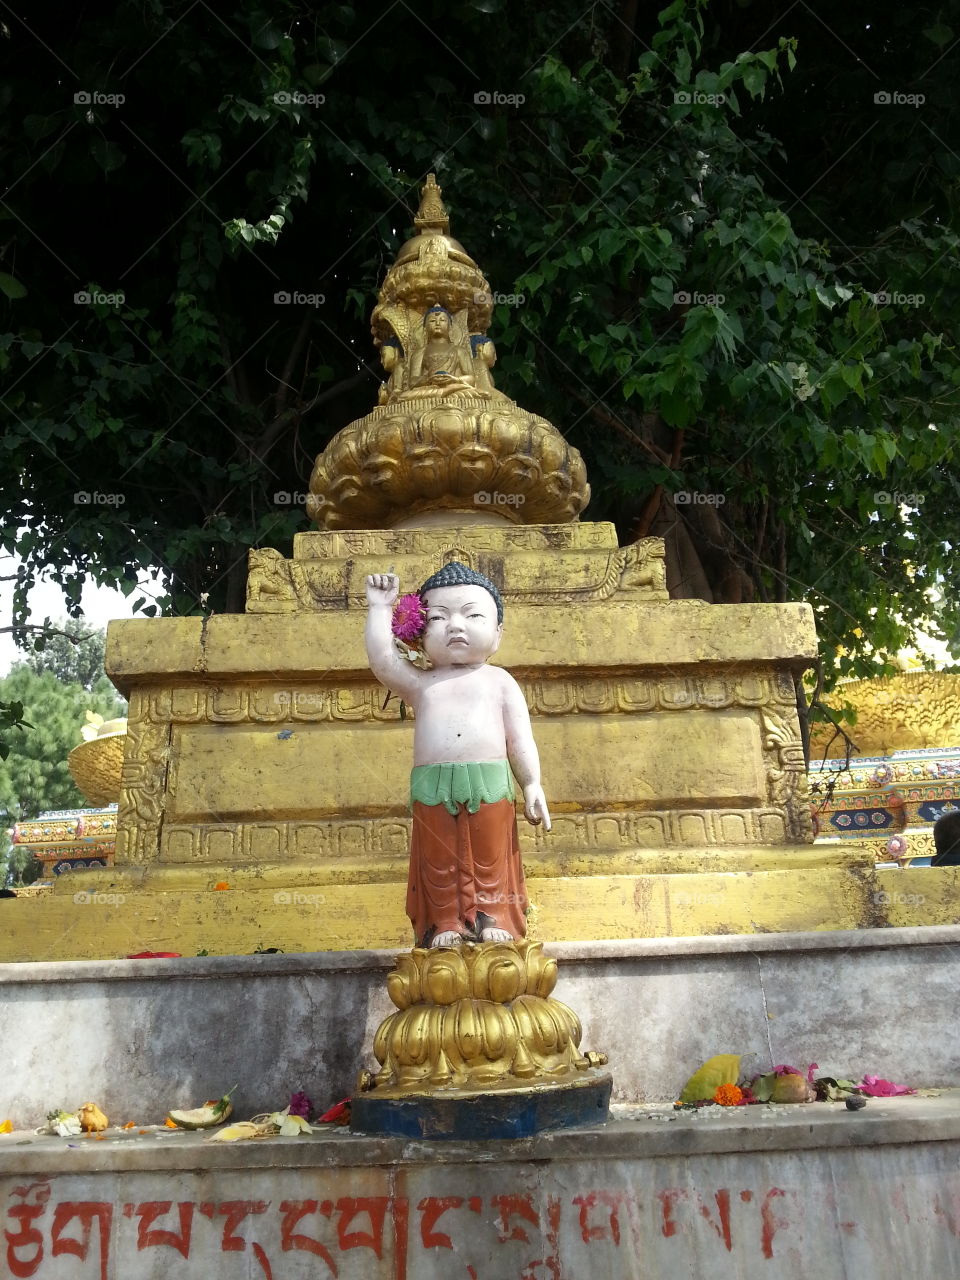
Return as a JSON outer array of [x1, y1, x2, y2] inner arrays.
[[419, 561, 503, 623]]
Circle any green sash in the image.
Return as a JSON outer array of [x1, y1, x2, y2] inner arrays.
[[410, 760, 516, 815]]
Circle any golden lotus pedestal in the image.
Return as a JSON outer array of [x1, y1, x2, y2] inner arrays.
[[352, 940, 611, 1139]]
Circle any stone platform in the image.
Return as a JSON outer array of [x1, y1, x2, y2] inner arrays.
[[4, 1095, 960, 1277], [7, 925, 960, 1125]]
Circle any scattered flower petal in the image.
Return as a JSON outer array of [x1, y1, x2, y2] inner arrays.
[[317, 1099, 351, 1124], [859, 1075, 915, 1097], [278, 1113, 314, 1136]]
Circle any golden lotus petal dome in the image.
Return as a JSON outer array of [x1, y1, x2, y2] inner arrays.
[[68, 731, 126, 807], [308, 173, 590, 529]]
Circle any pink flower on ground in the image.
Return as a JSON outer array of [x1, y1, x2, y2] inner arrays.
[[288, 1091, 313, 1119], [773, 1063, 818, 1082], [392, 593, 426, 643], [859, 1075, 915, 1097]]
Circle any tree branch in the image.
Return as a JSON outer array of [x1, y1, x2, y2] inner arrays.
[[257, 369, 373, 462], [0, 624, 89, 642], [611, 0, 640, 80], [271, 312, 313, 420], [562, 384, 670, 464], [634, 426, 685, 539]]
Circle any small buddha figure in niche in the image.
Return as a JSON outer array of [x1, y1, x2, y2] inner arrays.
[[406, 306, 487, 398], [364, 562, 550, 948]]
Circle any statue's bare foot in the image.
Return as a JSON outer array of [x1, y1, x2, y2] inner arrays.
[[431, 930, 462, 948], [480, 927, 514, 943]]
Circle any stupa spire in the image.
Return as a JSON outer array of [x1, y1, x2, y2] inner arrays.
[[413, 172, 450, 236]]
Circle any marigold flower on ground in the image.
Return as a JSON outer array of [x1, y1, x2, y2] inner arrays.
[[713, 1083, 744, 1106], [392, 593, 426, 643]]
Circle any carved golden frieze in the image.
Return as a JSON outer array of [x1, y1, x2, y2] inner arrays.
[[247, 538, 668, 612], [761, 708, 814, 842], [293, 523, 617, 557], [114, 691, 170, 865], [158, 803, 804, 864], [129, 672, 797, 725], [810, 671, 960, 757]]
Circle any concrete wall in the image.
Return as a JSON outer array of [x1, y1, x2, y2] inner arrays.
[[4, 1097, 960, 1278], [5, 926, 960, 1126]]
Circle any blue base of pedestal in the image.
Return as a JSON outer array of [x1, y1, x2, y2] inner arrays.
[[350, 1071, 612, 1140]]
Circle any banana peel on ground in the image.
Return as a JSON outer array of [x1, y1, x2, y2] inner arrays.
[[167, 1086, 237, 1130], [206, 1122, 267, 1142], [205, 1107, 315, 1142]]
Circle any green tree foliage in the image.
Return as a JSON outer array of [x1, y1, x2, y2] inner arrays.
[[0, 667, 125, 885], [0, 0, 956, 695], [23, 619, 109, 691], [0, 699, 31, 763]]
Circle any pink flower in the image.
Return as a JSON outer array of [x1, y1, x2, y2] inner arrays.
[[773, 1063, 818, 1082], [288, 1091, 313, 1119], [392, 593, 426, 643], [859, 1075, 915, 1097]]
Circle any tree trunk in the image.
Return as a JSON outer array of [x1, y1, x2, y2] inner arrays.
[[224, 554, 248, 615]]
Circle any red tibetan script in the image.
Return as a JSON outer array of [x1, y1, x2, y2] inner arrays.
[[0, 1179, 853, 1274]]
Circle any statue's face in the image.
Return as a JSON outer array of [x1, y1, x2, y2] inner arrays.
[[420, 584, 502, 667], [425, 310, 450, 338]]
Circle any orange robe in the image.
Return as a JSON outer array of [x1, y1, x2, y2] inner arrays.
[[406, 797, 528, 946]]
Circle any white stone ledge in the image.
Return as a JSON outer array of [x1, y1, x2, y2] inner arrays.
[[2, 1096, 959, 1176], [3, 924, 960, 986]]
